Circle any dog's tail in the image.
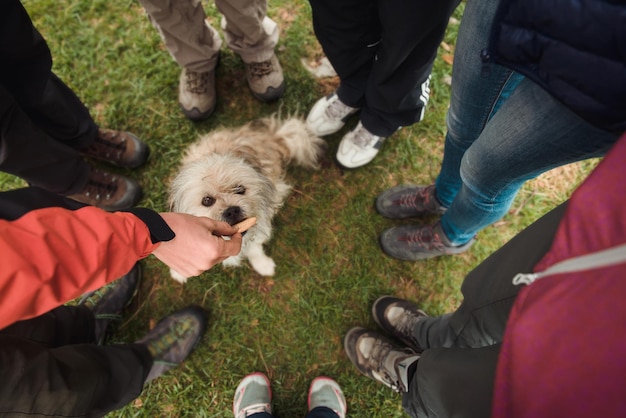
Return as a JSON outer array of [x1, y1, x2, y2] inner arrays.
[[273, 117, 327, 169]]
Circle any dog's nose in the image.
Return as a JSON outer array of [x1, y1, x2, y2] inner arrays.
[[223, 206, 243, 224]]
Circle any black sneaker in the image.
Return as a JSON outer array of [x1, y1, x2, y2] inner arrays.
[[67, 167, 143, 211], [376, 184, 446, 219], [82, 128, 150, 168], [78, 263, 141, 344], [136, 305, 208, 383], [344, 327, 419, 393], [379, 222, 475, 261], [372, 296, 428, 352]]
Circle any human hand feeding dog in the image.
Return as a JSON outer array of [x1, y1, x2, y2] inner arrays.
[[153, 213, 243, 282], [168, 115, 325, 280]]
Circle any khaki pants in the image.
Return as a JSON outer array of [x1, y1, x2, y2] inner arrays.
[[138, 0, 279, 72]]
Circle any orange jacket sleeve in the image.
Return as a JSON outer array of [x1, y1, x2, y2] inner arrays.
[[0, 204, 160, 329]]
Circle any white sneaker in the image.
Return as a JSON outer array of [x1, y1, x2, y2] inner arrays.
[[336, 121, 385, 168], [306, 93, 359, 137]]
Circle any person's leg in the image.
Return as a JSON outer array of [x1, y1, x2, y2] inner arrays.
[[417, 203, 566, 348], [308, 0, 378, 108], [217, 0, 284, 101], [138, 0, 222, 120], [440, 78, 618, 244], [0, 306, 96, 346], [0, 307, 152, 417], [402, 344, 500, 418], [0, 84, 90, 194], [434, 0, 522, 207], [139, 0, 221, 72], [217, 0, 276, 63], [359, 0, 459, 137]]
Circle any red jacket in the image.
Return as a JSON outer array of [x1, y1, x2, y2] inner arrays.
[[0, 188, 173, 329], [492, 133, 626, 417]]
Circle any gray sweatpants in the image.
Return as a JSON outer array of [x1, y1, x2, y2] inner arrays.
[[138, 0, 279, 72]]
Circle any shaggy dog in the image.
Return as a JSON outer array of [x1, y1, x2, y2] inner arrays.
[[168, 116, 326, 282]]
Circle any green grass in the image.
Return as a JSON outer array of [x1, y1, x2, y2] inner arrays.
[[7, 1, 596, 417]]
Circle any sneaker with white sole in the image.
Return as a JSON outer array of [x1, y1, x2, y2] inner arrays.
[[136, 305, 208, 383], [376, 184, 446, 219], [306, 93, 359, 137], [233, 372, 272, 418], [245, 54, 285, 102], [336, 121, 386, 169], [344, 327, 419, 393], [379, 222, 475, 261], [372, 296, 428, 352], [308, 377, 347, 418], [179, 66, 217, 121]]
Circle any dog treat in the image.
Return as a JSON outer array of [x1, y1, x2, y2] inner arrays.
[[234, 217, 257, 233]]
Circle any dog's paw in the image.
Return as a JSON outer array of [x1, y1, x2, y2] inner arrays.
[[250, 256, 276, 277], [170, 268, 188, 284]]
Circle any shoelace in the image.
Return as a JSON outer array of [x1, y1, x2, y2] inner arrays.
[[248, 59, 274, 78], [350, 124, 379, 148], [405, 225, 447, 251], [394, 309, 423, 337], [368, 338, 402, 390], [238, 403, 271, 418], [83, 174, 118, 200], [325, 96, 356, 120], [88, 133, 127, 161], [185, 70, 211, 93], [398, 186, 435, 211]]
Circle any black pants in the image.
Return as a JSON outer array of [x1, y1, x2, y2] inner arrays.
[[308, 0, 460, 136], [0, 306, 152, 418], [402, 203, 567, 418], [0, 0, 97, 195]]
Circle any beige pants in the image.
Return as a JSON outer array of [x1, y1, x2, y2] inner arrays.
[[138, 0, 279, 72]]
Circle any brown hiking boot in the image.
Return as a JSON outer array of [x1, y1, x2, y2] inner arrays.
[[68, 168, 142, 211], [82, 128, 150, 168]]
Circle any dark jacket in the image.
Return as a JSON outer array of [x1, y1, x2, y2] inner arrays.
[[489, 0, 626, 134]]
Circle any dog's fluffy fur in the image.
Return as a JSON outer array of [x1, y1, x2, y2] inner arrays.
[[168, 116, 326, 282]]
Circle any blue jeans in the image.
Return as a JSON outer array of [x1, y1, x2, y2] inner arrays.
[[434, 0, 619, 245], [251, 406, 339, 418]]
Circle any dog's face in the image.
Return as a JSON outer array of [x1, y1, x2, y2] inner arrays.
[[169, 153, 278, 226]]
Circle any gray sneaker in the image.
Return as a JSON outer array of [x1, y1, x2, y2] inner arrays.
[[233, 372, 272, 418], [379, 222, 475, 261], [308, 377, 347, 418], [376, 184, 446, 219], [78, 263, 141, 344], [336, 121, 386, 169], [136, 305, 208, 383], [179, 66, 217, 121], [306, 92, 359, 137], [245, 54, 285, 102], [344, 327, 419, 393], [372, 296, 428, 352]]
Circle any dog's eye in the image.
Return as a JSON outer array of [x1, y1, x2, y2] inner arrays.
[[202, 196, 216, 207], [234, 185, 246, 195]]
